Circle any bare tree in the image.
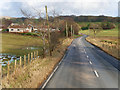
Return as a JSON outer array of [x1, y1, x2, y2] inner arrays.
[[21, 6, 62, 57], [89, 23, 102, 38], [20, 8, 48, 58]]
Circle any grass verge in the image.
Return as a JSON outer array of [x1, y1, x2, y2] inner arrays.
[[86, 37, 119, 60]]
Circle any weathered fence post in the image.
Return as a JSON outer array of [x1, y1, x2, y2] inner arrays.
[[14, 59, 17, 73], [28, 54, 30, 64], [19, 56, 22, 67], [24, 55, 26, 67], [34, 51, 36, 60], [7, 61, 10, 79], [31, 52, 33, 62], [37, 51, 38, 58]]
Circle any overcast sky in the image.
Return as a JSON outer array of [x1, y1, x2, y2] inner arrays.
[[0, 0, 119, 17]]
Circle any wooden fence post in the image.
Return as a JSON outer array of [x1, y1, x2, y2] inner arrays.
[[37, 51, 38, 58], [14, 59, 17, 73], [34, 51, 35, 60], [28, 54, 30, 63], [7, 61, 10, 79], [28, 54, 30, 64], [19, 56, 22, 67], [24, 55, 26, 67], [31, 52, 33, 62]]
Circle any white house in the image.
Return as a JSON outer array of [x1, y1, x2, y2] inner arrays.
[[8, 23, 33, 33], [8, 23, 59, 33]]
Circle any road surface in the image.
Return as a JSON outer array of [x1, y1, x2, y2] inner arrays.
[[44, 35, 119, 89]]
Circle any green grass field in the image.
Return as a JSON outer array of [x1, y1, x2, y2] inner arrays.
[[79, 28, 118, 37], [78, 22, 118, 37], [2, 33, 43, 56]]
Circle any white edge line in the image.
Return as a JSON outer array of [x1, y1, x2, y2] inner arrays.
[[41, 72, 54, 89], [94, 70, 99, 77], [59, 61, 62, 65], [41, 50, 66, 90], [54, 66, 58, 72]]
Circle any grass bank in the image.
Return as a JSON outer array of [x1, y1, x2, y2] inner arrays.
[[2, 37, 73, 88], [86, 37, 119, 60]]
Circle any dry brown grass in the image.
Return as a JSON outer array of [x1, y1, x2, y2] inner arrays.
[[2, 38, 73, 88]]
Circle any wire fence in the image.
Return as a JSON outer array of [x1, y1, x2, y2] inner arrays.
[[2, 50, 39, 79]]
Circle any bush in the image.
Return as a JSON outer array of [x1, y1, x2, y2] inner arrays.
[[2, 29, 9, 32], [81, 26, 88, 30], [21, 33, 38, 36], [101, 22, 116, 30]]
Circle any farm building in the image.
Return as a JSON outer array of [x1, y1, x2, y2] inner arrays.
[[8, 23, 34, 33], [8, 23, 60, 33]]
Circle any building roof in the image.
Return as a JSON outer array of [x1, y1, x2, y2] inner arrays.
[[8, 25, 27, 28]]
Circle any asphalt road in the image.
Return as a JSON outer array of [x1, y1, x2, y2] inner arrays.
[[44, 35, 119, 89]]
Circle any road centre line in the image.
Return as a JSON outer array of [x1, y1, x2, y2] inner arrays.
[[94, 70, 99, 77], [89, 61, 92, 65], [87, 55, 89, 58]]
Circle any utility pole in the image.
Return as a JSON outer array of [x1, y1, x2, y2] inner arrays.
[[45, 6, 51, 56], [71, 25, 72, 37], [66, 22, 68, 37]]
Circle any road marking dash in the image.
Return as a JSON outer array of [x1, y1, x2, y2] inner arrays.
[[89, 61, 92, 64], [87, 55, 89, 58], [94, 70, 99, 77]]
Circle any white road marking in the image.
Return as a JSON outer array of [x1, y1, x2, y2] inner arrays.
[[84, 49, 86, 52], [94, 70, 99, 77], [89, 61, 92, 65], [87, 55, 89, 58], [85, 51, 86, 54], [59, 61, 62, 65], [41, 47, 67, 89], [41, 72, 54, 89], [54, 66, 58, 72], [41, 66, 59, 89]]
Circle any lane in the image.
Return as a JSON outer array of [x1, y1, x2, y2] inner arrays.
[[44, 35, 119, 88], [80, 35, 119, 88]]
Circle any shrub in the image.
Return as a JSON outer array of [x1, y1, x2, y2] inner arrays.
[[81, 26, 88, 30], [21, 33, 38, 36], [101, 22, 116, 30], [2, 29, 9, 32]]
